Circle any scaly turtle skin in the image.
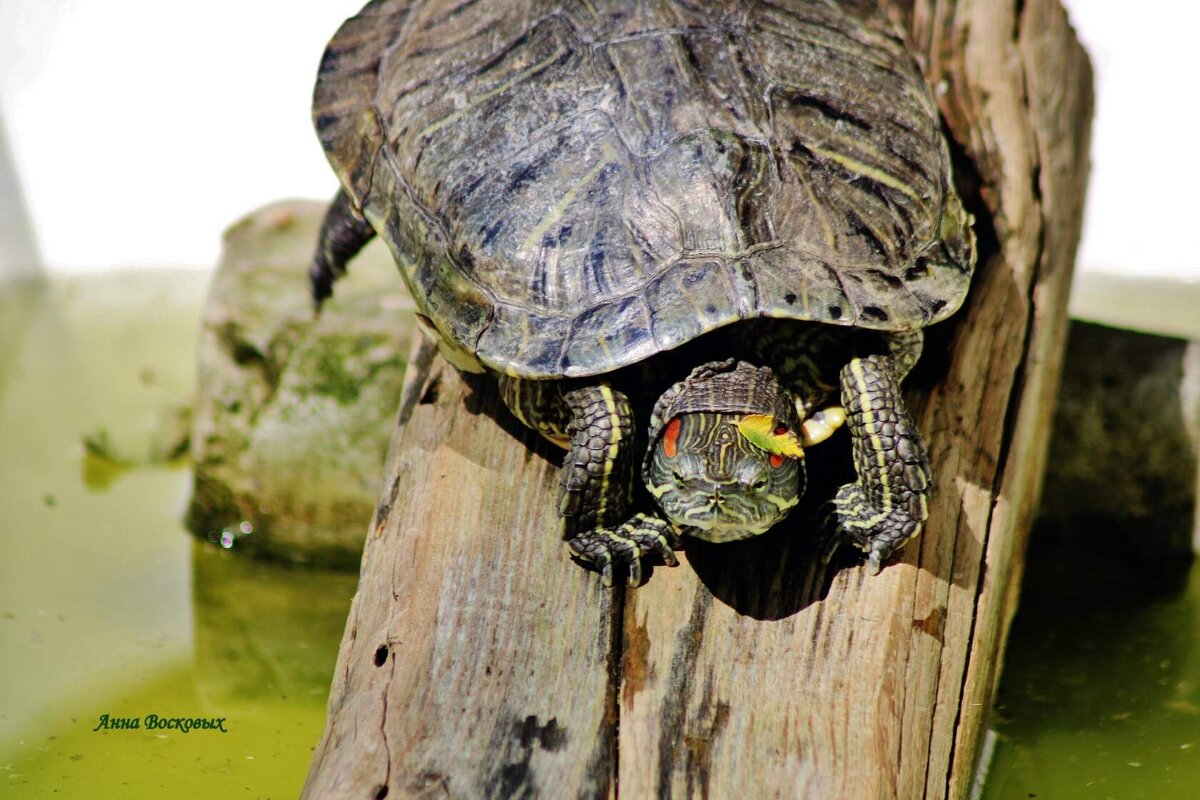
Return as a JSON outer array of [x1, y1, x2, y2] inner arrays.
[[310, 0, 975, 584]]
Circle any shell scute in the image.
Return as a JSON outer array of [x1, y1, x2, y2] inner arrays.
[[643, 259, 742, 353]]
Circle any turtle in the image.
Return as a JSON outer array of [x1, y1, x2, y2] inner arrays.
[[308, 0, 975, 585]]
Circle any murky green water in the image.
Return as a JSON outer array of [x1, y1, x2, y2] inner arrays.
[[0, 273, 357, 798], [983, 536, 1200, 800]]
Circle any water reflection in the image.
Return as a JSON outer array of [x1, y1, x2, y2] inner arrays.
[[192, 541, 356, 708]]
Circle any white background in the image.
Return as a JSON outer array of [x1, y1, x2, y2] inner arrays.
[[0, 0, 362, 272], [1, 1, 1198, 301]]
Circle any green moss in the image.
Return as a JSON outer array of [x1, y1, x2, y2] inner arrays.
[[303, 336, 405, 406], [309, 340, 367, 404]]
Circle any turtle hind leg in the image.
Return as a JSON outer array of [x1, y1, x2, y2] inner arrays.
[[310, 189, 375, 310], [833, 354, 931, 574]]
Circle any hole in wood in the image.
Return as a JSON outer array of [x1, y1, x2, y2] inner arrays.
[[372, 783, 388, 799], [373, 644, 388, 667], [419, 374, 441, 405]]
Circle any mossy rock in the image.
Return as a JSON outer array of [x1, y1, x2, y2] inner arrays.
[[187, 200, 413, 568]]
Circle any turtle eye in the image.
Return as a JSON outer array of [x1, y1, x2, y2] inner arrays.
[[672, 468, 685, 483], [752, 479, 768, 494]]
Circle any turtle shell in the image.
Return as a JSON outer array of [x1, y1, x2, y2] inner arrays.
[[314, 0, 975, 379]]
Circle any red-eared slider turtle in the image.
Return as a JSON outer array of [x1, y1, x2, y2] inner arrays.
[[310, 0, 975, 584]]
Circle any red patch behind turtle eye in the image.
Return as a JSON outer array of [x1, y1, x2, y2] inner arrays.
[[663, 418, 681, 458], [774, 425, 788, 435], [770, 453, 785, 469]]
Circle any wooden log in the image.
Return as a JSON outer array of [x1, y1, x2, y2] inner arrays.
[[302, 1, 1093, 797], [303, 345, 621, 799]]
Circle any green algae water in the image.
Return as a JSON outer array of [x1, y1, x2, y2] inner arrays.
[[983, 536, 1200, 800], [0, 272, 357, 798]]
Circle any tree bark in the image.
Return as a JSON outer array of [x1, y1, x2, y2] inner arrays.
[[302, 1, 1093, 797]]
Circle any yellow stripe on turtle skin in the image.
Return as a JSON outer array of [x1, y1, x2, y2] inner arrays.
[[593, 385, 623, 525], [841, 357, 896, 530], [544, 432, 570, 450], [503, 377, 533, 428], [765, 492, 800, 513], [604, 528, 638, 566]]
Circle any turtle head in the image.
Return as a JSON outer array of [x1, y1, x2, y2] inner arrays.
[[644, 412, 804, 543]]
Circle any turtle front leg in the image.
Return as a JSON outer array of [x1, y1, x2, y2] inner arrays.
[[309, 189, 375, 309], [559, 385, 679, 586], [500, 377, 678, 586], [833, 354, 931, 574]]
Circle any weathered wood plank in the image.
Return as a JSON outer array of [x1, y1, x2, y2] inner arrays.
[[304, 1, 1092, 797], [303, 355, 619, 799], [932, 1, 1096, 795]]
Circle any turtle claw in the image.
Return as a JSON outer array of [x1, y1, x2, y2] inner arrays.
[[831, 481, 922, 575], [601, 558, 617, 588], [567, 513, 679, 587], [626, 557, 643, 588]]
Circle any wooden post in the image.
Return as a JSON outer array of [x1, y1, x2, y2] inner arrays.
[[302, 1, 1092, 797]]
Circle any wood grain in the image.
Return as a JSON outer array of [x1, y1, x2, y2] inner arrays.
[[303, 352, 620, 799], [303, 1, 1092, 796]]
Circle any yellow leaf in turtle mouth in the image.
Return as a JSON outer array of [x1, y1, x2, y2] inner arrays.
[[735, 414, 805, 459]]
